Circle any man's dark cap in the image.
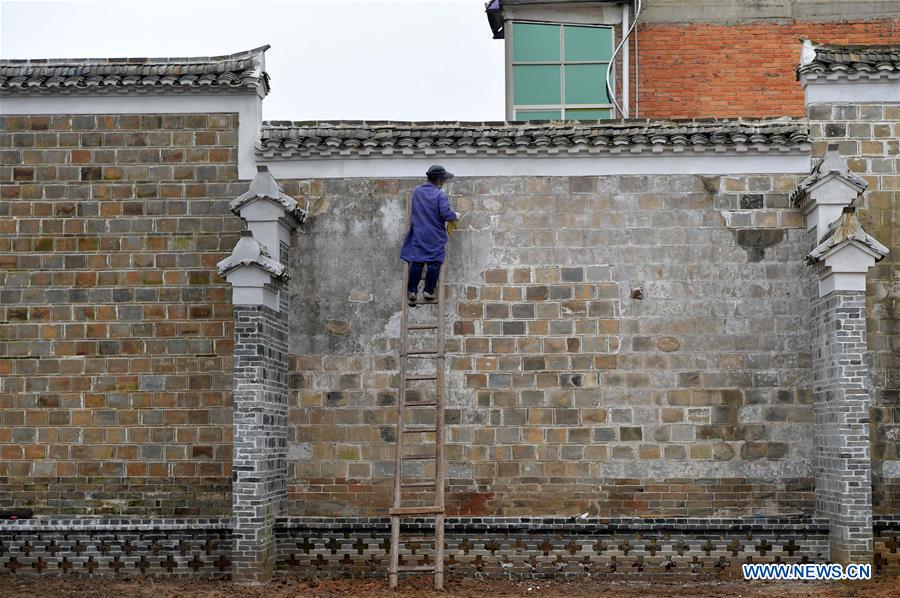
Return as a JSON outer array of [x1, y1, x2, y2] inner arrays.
[[426, 164, 454, 180]]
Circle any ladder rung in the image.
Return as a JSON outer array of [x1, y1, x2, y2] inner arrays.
[[404, 401, 437, 407], [406, 375, 437, 381], [401, 480, 436, 488], [401, 536, 437, 543], [407, 324, 438, 330], [402, 427, 436, 433], [402, 454, 436, 461], [396, 565, 436, 573], [406, 350, 438, 356], [390, 506, 444, 515]]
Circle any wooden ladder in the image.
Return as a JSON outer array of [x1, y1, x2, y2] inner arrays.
[[388, 259, 446, 590]]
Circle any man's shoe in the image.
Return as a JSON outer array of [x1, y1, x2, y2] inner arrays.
[[407, 292, 418, 306], [422, 291, 437, 303]]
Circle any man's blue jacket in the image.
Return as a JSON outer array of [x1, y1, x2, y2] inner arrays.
[[399, 182, 458, 263]]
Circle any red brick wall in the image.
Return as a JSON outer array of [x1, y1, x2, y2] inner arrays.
[[0, 113, 242, 516], [633, 19, 899, 119]]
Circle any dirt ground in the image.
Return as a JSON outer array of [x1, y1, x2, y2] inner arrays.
[[6, 575, 900, 598]]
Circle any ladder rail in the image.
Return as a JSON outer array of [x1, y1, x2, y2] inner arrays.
[[434, 263, 446, 590], [389, 258, 409, 589]]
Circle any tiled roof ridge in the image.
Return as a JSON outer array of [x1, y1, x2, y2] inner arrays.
[[257, 117, 810, 159], [261, 116, 805, 129], [0, 45, 270, 96], [798, 40, 900, 78], [0, 45, 271, 67]]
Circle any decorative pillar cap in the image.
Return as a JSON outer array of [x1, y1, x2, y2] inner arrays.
[[806, 205, 888, 297], [217, 229, 288, 309], [217, 229, 288, 280], [791, 144, 868, 208], [229, 165, 307, 227], [807, 206, 888, 265]]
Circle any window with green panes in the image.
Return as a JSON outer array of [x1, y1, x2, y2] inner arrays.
[[510, 22, 614, 121]]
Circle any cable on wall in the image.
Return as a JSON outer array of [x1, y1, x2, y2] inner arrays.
[[606, 0, 642, 119]]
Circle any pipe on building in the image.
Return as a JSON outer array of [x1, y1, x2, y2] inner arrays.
[[622, 2, 629, 118], [634, 10, 639, 118], [606, 0, 642, 119]]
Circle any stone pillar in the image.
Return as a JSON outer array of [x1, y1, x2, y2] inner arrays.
[[219, 166, 306, 583], [795, 149, 888, 564]]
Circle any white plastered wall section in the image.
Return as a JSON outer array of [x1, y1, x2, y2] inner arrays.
[[0, 93, 262, 180], [804, 80, 900, 104], [261, 151, 812, 179]]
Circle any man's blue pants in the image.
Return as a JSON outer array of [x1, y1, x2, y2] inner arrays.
[[407, 261, 441, 294]]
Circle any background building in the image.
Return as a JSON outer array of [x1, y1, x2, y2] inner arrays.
[[488, 0, 899, 119]]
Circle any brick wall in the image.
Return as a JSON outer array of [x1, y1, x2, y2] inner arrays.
[[6, 515, 900, 578], [0, 518, 232, 577], [0, 113, 243, 516], [276, 516, 829, 578], [633, 19, 899, 119], [875, 517, 900, 575], [806, 103, 900, 516], [283, 173, 816, 517]]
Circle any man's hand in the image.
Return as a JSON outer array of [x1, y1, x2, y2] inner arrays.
[[447, 214, 461, 235]]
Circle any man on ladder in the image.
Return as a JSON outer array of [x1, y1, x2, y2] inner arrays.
[[400, 165, 460, 306], [391, 165, 459, 590]]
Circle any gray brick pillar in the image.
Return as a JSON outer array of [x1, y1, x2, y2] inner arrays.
[[795, 147, 888, 564], [231, 303, 289, 582], [810, 291, 874, 563], [219, 166, 306, 583]]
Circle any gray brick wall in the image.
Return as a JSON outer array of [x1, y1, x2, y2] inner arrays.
[[281, 173, 815, 517]]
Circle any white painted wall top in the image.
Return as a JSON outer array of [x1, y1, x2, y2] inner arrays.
[[261, 151, 812, 179]]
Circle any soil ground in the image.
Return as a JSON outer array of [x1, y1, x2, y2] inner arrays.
[[6, 575, 900, 598]]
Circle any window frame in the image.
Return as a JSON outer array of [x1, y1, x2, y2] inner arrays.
[[509, 21, 615, 121]]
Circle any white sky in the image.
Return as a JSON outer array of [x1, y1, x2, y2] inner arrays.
[[0, 0, 506, 121]]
